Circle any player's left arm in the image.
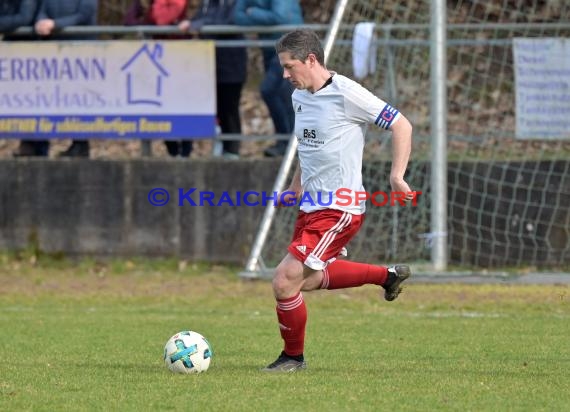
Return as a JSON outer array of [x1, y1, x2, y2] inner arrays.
[[388, 114, 414, 200], [343, 80, 414, 200]]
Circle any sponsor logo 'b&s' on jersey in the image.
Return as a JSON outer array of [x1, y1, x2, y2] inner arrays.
[[303, 129, 316, 139]]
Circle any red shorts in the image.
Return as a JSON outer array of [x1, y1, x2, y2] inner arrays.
[[287, 209, 364, 270]]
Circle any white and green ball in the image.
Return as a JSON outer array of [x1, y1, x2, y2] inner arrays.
[[163, 331, 212, 374]]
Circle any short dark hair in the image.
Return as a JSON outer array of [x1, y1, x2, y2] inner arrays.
[[275, 29, 325, 66]]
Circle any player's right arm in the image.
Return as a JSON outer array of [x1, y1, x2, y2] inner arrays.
[[276, 164, 302, 207]]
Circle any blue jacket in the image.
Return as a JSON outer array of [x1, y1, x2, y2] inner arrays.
[[234, 0, 303, 63], [234, 0, 303, 39], [191, 0, 247, 84], [35, 0, 98, 39], [0, 0, 38, 33]]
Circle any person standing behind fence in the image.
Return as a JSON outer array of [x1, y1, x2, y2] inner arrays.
[[234, 0, 303, 157], [125, 0, 192, 158], [1, 0, 43, 157], [178, 0, 247, 159], [0, 0, 38, 38], [33, 0, 98, 158]]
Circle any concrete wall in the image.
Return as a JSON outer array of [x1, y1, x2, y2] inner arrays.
[[0, 159, 281, 263], [0, 159, 567, 267]]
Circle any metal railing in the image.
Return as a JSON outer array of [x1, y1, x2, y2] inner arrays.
[[5, 21, 570, 157], [10, 21, 570, 36]]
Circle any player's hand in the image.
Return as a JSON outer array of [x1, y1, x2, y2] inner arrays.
[[390, 176, 414, 202], [275, 190, 301, 208]]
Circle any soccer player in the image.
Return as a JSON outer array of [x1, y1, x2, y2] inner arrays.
[[262, 29, 414, 372]]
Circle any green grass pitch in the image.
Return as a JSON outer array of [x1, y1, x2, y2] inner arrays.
[[0, 257, 568, 411]]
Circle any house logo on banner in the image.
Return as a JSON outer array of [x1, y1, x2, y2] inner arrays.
[[121, 44, 170, 107]]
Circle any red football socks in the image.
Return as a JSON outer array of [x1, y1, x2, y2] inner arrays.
[[275, 292, 307, 357], [274, 263, 387, 356], [320, 260, 388, 289]]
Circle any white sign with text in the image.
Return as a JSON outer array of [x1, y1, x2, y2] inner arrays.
[[513, 37, 570, 139], [0, 40, 216, 138]]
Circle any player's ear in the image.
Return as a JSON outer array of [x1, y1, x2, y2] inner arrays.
[[307, 53, 317, 66]]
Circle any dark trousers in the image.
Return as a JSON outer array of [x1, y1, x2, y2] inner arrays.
[[164, 140, 193, 157], [260, 55, 295, 135], [217, 82, 244, 155], [18, 140, 50, 156]]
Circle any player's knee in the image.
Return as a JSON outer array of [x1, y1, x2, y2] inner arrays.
[[272, 266, 303, 298], [301, 270, 323, 292]]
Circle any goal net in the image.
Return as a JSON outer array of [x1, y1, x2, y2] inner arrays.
[[245, 0, 570, 276]]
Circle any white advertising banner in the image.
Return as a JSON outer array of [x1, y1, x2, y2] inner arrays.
[[0, 40, 216, 138], [513, 37, 570, 139]]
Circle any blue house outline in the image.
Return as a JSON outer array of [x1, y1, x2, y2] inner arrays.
[[121, 43, 170, 106]]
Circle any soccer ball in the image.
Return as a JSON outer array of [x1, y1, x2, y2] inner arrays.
[[163, 331, 212, 374]]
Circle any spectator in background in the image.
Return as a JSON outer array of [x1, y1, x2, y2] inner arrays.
[[235, 0, 303, 157], [0, 0, 38, 36], [179, 0, 247, 159], [34, 0, 99, 158], [1, 0, 43, 157], [124, 0, 187, 26], [125, 0, 192, 158]]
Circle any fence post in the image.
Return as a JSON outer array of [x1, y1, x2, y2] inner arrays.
[[430, 0, 448, 271]]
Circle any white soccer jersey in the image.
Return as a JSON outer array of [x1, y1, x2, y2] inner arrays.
[[293, 73, 401, 214]]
